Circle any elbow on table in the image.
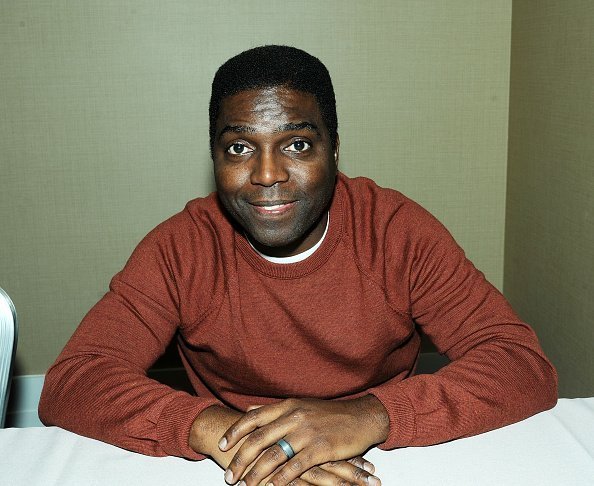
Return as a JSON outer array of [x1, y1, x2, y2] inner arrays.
[[533, 358, 559, 414], [38, 353, 99, 428], [37, 365, 73, 427], [546, 363, 559, 407], [37, 375, 58, 426]]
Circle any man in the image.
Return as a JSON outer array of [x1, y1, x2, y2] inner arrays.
[[39, 46, 557, 486]]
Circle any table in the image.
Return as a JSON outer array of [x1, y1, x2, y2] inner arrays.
[[1, 398, 592, 485]]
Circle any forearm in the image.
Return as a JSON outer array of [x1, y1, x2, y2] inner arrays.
[[39, 354, 219, 458], [370, 338, 557, 448]]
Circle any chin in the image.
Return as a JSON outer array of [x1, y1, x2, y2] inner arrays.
[[248, 227, 306, 252], [251, 232, 295, 249]]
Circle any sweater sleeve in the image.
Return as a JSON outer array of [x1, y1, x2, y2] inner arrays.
[[38, 223, 221, 459], [368, 204, 558, 449]]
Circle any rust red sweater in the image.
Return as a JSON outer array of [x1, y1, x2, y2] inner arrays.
[[39, 173, 557, 459]]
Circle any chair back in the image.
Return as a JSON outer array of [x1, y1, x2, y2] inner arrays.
[[0, 287, 18, 427]]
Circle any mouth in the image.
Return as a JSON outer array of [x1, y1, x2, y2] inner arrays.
[[249, 200, 297, 215]]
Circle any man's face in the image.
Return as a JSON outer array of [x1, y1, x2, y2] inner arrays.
[[213, 86, 338, 257]]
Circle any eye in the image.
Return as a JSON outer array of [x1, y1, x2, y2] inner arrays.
[[227, 143, 253, 156], [285, 140, 311, 153]]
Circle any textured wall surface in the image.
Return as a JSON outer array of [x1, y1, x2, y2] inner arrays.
[[1, 1, 512, 375], [505, 1, 594, 397]]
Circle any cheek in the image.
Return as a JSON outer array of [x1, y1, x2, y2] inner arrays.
[[302, 163, 336, 192], [214, 165, 248, 195]]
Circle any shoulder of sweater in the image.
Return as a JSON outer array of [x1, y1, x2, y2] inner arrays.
[[144, 192, 226, 236], [131, 192, 234, 257], [337, 172, 444, 239]]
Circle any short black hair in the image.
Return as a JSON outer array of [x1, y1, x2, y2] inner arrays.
[[209, 45, 338, 154]]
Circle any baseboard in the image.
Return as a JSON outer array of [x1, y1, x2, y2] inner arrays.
[[5, 374, 45, 428], [5, 352, 449, 428]]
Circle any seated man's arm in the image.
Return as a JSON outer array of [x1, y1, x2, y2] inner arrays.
[[368, 204, 558, 448], [39, 221, 219, 459]]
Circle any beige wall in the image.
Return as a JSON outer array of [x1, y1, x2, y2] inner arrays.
[[0, 1, 513, 375], [505, 1, 594, 397]]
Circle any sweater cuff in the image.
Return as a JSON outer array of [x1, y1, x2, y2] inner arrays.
[[368, 385, 416, 449], [157, 393, 221, 460]]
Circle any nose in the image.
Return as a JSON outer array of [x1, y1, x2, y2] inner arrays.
[[250, 148, 289, 187]]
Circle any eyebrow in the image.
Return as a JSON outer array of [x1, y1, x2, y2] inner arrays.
[[275, 122, 319, 134], [218, 121, 320, 139]]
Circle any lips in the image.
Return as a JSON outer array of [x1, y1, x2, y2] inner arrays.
[[249, 200, 297, 215]]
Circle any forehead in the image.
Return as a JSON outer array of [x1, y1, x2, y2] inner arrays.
[[216, 87, 325, 131]]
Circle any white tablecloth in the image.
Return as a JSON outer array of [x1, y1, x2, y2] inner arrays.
[[1, 398, 592, 485]]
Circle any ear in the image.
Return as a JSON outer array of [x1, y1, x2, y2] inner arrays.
[[333, 134, 340, 168]]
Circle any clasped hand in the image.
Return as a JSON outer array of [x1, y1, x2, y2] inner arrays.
[[219, 395, 389, 486]]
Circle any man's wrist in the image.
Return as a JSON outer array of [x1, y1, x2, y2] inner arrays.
[[189, 404, 242, 458], [356, 394, 390, 445]]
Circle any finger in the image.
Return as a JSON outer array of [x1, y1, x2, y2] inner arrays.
[[284, 480, 311, 486], [225, 420, 295, 484], [220, 400, 293, 451], [258, 479, 313, 486], [266, 449, 322, 486], [320, 460, 381, 485], [261, 444, 377, 485], [260, 467, 313, 486], [301, 464, 365, 485], [236, 438, 302, 486], [347, 457, 375, 474], [265, 461, 373, 486]]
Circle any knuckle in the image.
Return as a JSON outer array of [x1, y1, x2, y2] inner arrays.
[[244, 467, 260, 482], [275, 470, 290, 484], [245, 428, 265, 446], [290, 408, 307, 422], [228, 424, 241, 438], [307, 467, 323, 480], [352, 467, 366, 481], [244, 408, 261, 423], [268, 445, 282, 462], [289, 459, 303, 473], [229, 454, 244, 468], [301, 449, 314, 465]]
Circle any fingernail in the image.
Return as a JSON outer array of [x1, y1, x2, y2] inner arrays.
[[368, 475, 381, 486], [224, 468, 233, 483], [363, 461, 375, 473], [238, 482, 246, 486], [218, 437, 227, 450]]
